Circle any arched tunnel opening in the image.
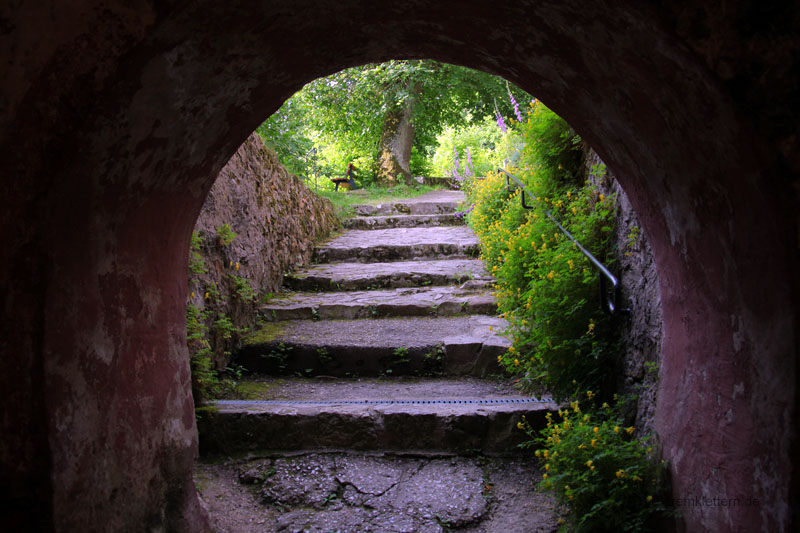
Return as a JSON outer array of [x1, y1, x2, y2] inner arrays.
[[189, 60, 668, 529], [1, 2, 796, 531]]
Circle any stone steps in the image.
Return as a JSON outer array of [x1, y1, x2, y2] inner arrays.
[[343, 213, 464, 230], [238, 315, 509, 377], [199, 377, 555, 455], [218, 190, 556, 464], [200, 193, 560, 528], [284, 258, 490, 291], [349, 190, 465, 217], [260, 285, 497, 321], [313, 226, 480, 263]]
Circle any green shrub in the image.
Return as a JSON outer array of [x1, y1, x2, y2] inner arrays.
[[465, 102, 618, 401], [522, 395, 670, 531]]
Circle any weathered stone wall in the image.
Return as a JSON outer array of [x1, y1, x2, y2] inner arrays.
[[588, 150, 663, 434], [188, 133, 337, 370]]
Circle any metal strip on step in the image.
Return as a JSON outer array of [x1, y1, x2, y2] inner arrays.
[[214, 397, 554, 406]]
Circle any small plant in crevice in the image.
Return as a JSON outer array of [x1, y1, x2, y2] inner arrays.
[[230, 274, 257, 303], [381, 347, 411, 375], [316, 347, 335, 366], [421, 343, 445, 375], [520, 393, 671, 532], [189, 231, 207, 275], [216, 223, 237, 247], [186, 304, 219, 404], [214, 314, 236, 341], [392, 347, 410, 364], [259, 342, 293, 373]]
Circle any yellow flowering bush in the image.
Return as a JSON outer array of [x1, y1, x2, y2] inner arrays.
[[523, 397, 670, 531], [465, 102, 619, 400]]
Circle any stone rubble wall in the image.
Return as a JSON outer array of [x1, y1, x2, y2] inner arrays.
[[188, 133, 338, 369], [587, 149, 663, 433]]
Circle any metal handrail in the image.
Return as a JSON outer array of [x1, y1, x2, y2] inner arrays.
[[498, 168, 630, 316]]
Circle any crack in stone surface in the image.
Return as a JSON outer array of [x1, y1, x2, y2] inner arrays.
[[220, 452, 562, 532]]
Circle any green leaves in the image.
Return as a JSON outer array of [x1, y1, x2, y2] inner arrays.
[[465, 102, 618, 401], [256, 60, 531, 183], [526, 399, 671, 532]]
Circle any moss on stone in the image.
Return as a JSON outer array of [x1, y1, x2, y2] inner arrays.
[[242, 321, 287, 345]]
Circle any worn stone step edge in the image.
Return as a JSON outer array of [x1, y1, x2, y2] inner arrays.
[[313, 242, 480, 264], [236, 336, 507, 378], [343, 213, 465, 230], [284, 262, 491, 292], [259, 287, 497, 321], [197, 402, 554, 455], [352, 201, 461, 217]]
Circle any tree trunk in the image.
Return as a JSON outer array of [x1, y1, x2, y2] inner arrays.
[[375, 82, 420, 186]]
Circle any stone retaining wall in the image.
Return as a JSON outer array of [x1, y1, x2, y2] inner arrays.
[[188, 133, 338, 370], [587, 149, 663, 433]]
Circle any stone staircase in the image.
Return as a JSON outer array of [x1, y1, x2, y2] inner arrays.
[[196, 190, 559, 531]]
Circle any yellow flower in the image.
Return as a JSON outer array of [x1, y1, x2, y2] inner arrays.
[[542, 473, 548, 479], [646, 495, 653, 502], [586, 390, 595, 400], [613, 426, 620, 433], [544, 464, 550, 471], [546, 271, 555, 280], [591, 439, 597, 447], [593, 426, 599, 434], [599, 194, 605, 201], [235, 262, 240, 271], [508, 346, 515, 353], [229, 260, 233, 267], [626, 427, 635, 435], [586, 460, 593, 468], [190, 292, 195, 299], [514, 359, 520, 367], [204, 292, 210, 299], [497, 355, 503, 363], [616, 470, 625, 478], [517, 422, 525, 430]]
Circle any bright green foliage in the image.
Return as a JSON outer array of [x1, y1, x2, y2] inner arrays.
[[430, 115, 523, 177], [189, 231, 207, 275], [186, 304, 219, 404], [523, 396, 670, 531], [465, 102, 618, 400], [258, 60, 530, 182], [216, 224, 237, 246]]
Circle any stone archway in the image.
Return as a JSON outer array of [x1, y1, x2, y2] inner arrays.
[[1, 1, 797, 531]]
